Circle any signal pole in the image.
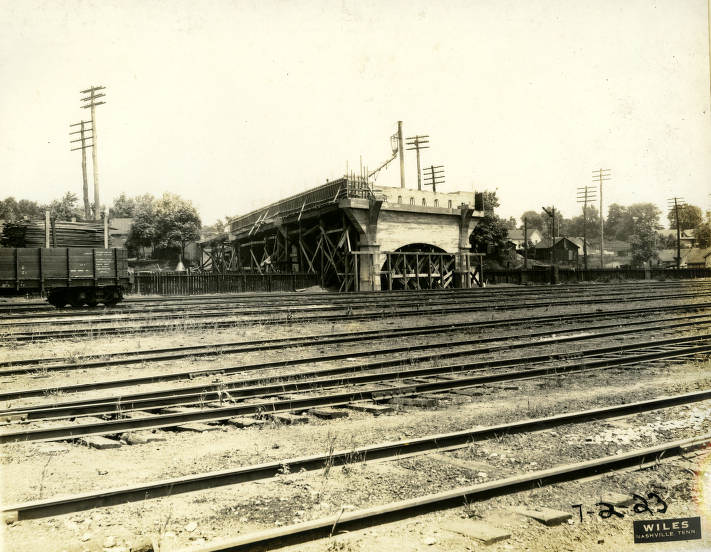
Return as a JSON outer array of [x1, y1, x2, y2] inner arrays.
[[592, 169, 611, 268], [423, 164, 444, 193], [523, 217, 529, 269], [69, 120, 94, 220], [577, 185, 597, 271], [406, 134, 430, 190], [81, 85, 106, 220]]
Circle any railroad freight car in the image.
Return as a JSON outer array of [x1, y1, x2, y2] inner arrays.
[[0, 247, 130, 307]]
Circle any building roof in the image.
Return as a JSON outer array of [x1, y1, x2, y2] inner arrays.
[[534, 237, 580, 250], [686, 247, 711, 264], [657, 248, 692, 263]]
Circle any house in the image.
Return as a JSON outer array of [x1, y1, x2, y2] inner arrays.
[[507, 228, 543, 248], [655, 248, 692, 268], [533, 237, 580, 266], [686, 247, 711, 269], [657, 229, 696, 248]]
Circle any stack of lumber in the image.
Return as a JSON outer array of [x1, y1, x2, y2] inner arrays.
[[1, 220, 105, 248]]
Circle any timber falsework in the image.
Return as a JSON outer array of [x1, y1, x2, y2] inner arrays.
[[201, 177, 485, 291]]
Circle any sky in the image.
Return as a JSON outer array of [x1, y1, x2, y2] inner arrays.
[[1, 0, 710, 226]]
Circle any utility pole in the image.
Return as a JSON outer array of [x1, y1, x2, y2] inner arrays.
[[668, 197, 684, 269], [81, 85, 106, 220], [406, 134, 430, 191], [69, 120, 94, 220], [592, 169, 611, 268], [397, 121, 405, 189], [423, 165, 444, 193], [577, 185, 597, 272]]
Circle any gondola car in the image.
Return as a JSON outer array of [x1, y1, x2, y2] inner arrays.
[[0, 247, 130, 307]]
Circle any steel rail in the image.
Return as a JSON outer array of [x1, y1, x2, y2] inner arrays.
[[4, 314, 711, 419], [2, 279, 708, 314], [4, 282, 708, 322], [6, 288, 711, 329], [184, 434, 711, 552], [2, 391, 709, 521], [3, 314, 710, 406], [3, 302, 709, 372], [6, 291, 711, 342], [1, 336, 709, 444]]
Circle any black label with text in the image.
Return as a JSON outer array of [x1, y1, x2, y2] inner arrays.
[[633, 517, 701, 543]]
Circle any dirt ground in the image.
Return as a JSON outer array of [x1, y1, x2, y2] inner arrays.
[[1, 286, 711, 552]]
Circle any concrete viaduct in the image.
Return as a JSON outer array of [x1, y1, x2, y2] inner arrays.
[[202, 177, 485, 291]]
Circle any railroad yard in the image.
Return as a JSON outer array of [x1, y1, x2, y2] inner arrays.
[[1, 280, 711, 552]]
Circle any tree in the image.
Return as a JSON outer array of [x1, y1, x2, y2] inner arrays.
[[605, 203, 660, 242], [125, 198, 158, 257], [668, 203, 702, 231], [469, 191, 510, 259], [520, 210, 545, 232], [153, 193, 202, 263], [695, 222, 711, 248], [109, 193, 156, 218], [0, 197, 43, 221], [47, 192, 84, 221], [566, 205, 600, 241], [630, 219, 658, 267], [109, 193, 138, 218]]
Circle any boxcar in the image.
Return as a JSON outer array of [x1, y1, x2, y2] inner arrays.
[[0, 247, 130, 307]]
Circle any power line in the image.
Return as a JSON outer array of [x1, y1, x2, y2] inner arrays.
[[405, 135, 429, 191], [80, 85, 106, 221]]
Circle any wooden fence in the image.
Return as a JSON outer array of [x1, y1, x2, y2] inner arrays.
[[132, 272, 319, 296], [484, 267, 711, 285]]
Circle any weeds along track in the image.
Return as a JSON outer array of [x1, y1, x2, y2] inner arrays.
[[2, 390, 709, 521], [180, 433, 711, 552], [1, 333, 709, 443], [3, 310, 711, 405], [2, 302, 710, 374], [4, 287, 711, 341]]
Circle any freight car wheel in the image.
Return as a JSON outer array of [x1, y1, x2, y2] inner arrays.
[[69, 293, 86, 308], [47, 292, 67, 309], [86, 291, 98, 307]]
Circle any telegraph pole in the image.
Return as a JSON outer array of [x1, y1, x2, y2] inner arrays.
[[406, 134, 430, 191], [69, 120, 94, 220], [592, 169, 611, 268], [668, 197, 684, 269], [577, 185, 597, 272], [81, 85, 106, 220], [423, 164, 444, 193]]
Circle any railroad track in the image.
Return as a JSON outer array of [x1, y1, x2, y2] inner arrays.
[[4, 288, 711, 341], [2, 302, 709, 375], [2, 389, 708, 521], [4, 310, 710, 406], [4, 282, 711, 326], [2, 279, 709, 316], [184, 433, 711, 552], [2, 333, 709, 443]]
